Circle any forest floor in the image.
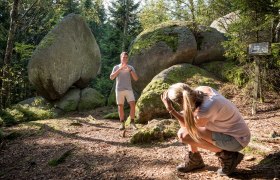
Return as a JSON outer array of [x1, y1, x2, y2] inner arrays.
[[0, 94, 280, 180]]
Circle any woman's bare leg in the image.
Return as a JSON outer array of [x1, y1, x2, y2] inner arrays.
[[178, 127, 222, 153]]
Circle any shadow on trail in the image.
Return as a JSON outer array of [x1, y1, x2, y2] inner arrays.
[[0, 140, 170, 180], [28, 122, 130, 147], [229, 151, 280, 179], [68, 117, 117, 130]]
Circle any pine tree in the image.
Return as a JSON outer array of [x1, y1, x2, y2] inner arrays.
[[139, 0, 170, 30], [108, 0, 142, 51]]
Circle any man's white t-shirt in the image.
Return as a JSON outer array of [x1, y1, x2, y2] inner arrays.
[[196, 86, 251, 147], [112, 64, 136, 91]]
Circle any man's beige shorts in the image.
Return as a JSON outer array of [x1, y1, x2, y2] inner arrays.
[[116, 90, 135, 105]]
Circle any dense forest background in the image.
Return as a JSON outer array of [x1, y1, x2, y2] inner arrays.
[[0, 0, 279, 109]]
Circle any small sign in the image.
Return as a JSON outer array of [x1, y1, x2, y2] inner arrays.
[[249, 42, 271, 55]]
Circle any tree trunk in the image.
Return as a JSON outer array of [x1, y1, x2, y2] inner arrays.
[[275, 21, 280, 42], [252, 56, 260, 115], [122, 0, 128, 51], [4, 0, 19, 65], [1, 0, 20, 108]]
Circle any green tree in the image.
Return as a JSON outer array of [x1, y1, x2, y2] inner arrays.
[[108, 0, 142, 51], [139, 0, 170, 30]]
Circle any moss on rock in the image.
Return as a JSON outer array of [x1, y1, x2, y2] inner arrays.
[[135, 63, 222, 124], [78, 88, 106, 111], [37, 34, 56, 51], [130, 119, 179, 144], [107, 91, 116, 106], [200, 60, 249, 87], [129, 21, 193, 56], [0, 104, 56, 127]]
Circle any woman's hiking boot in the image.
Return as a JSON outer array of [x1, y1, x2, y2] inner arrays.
[[176, 151, 205, 173], [216, 150, 244, 176]]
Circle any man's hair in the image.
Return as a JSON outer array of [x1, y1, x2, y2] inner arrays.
[[120, 52, 128, 58]]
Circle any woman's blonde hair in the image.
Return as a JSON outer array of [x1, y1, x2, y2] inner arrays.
[[167, 83, 205, 142]]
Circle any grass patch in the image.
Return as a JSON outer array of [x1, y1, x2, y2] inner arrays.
[[103, 112, 119, 119], [48, 149, 73, 167], [241, 146, 266, 156], [0, 104, 56, 127]]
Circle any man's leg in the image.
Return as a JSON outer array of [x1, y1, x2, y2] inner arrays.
[[128, 101, 135, 120], [126, 90, 137, 129], [118, 104, 125, 121], [118, 104, 125, 130], [128, 101, 137, 129], [116, 91, 125, 130]]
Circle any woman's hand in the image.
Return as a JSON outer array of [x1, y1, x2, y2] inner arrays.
[[161, 91, 173, 111], [177, 127, 188, 141]]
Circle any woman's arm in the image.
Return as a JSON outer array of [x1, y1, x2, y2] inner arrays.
[[193, 108, 208, 127], [161, 91, 185, 127]]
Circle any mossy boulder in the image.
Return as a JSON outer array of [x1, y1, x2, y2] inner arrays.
[[78, 88, 106, 111], [18, 96, 52, 108], [193, 25, 226, 64], [55, 88, 80, 112], [0, 104, 56, 127], [129, 21, 197, 94], [28, 14, 101, 101], [200, 60, 248, 87], [210, 12, 239, 33], [135, 63, 222, 124], [130, 119, 179, 144], [107, 92, 115, 106]]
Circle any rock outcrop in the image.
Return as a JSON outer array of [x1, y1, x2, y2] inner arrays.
[[28, 14, 101, 101], [129, 21, 226, 95], [135, 63, 222, 124]]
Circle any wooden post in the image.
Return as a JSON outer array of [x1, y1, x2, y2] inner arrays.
[[252, 56, 260, 115]]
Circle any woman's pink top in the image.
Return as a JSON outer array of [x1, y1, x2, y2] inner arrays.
[[196, 86, 251, 147]]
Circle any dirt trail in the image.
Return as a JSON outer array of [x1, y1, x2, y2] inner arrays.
[[0, 107, 280, 180]]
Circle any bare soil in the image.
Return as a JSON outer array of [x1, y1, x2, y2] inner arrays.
[[1, 97, 280, 180]]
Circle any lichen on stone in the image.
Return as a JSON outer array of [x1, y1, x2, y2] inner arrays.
[[129, 21, 193, 56], [135, 64, 222, 124], [130, 119, 179, 144], [37, 33, 56, 51]]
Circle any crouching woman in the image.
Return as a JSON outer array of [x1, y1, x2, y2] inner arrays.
[[161, 83, 250, 176]]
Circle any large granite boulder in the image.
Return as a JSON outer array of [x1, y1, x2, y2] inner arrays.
[[193, 26, 226, 64], [55, 87, 105, 112], [129, 21, 226, 95], [135, 63, 222, 124], [55, 88, 80, 112], [210, 11, 240, 33], [28, 14, 101, 100], [78, 88, 106, 111], [129, 21, 197, 95]]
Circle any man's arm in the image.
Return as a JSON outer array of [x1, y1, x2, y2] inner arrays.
[[110, 66, 122, 80], [130, 70, 138, 81]]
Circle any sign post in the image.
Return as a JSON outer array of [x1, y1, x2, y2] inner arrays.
[[248, 42, 271, 115]]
